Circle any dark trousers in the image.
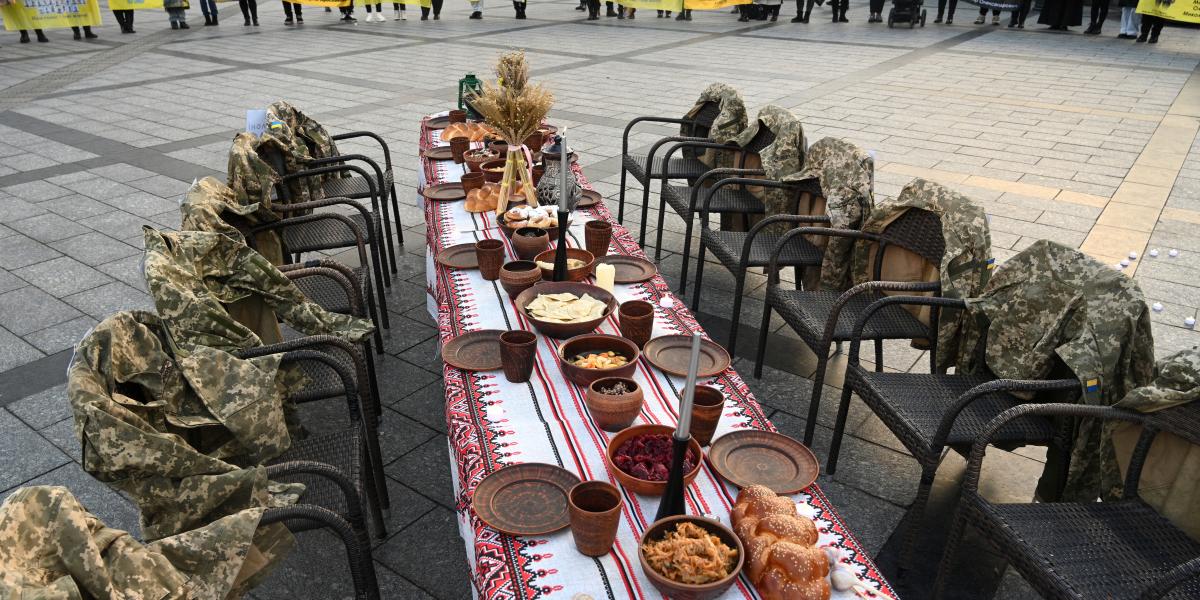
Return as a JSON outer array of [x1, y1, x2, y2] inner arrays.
[[238, 0, 257, 21], [1089, 0, 1109, 24], [113, 9, 134, 30], [282, 2, 302, 17], [393, 3, 406, 8], [979, 5, 998, 15], [421, 0, 443, 16], [1008, 0, 1030, 24], [869, 0, 884, 13], [587, 0, 601, 16], [365, 2, 380, 10], [937, 0, 956, 18], [1140, 14, 1163, 37], [197, 0, 216, 16]]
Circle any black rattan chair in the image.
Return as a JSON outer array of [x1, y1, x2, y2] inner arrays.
[[618, 101, 726, 231], [934, 403, 1200, 600], [260, 501, 380, 600], [754, 208, 946, 446], [831, 294, 1079, 569]]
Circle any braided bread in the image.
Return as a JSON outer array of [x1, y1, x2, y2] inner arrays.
[[731, 486, 830, 600]]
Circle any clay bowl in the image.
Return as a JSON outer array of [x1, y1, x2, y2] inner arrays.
[[498, 260, 543, 300], [464, 149, 499, 173], [514, 281, 617, 339], [558, 333, 640, 387], [585, 377, 644, 432], [511, 227, 549, 261], [498, 208, 570, 240], [606, 424, 703, 496], [487, 139, 509, 155], [533, 248, 594, 282], [481, 159, 508, 183], [639, 515, 745, 600]]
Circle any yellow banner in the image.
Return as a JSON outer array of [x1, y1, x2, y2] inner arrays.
[[109, 0, 163, 9], [291, 0, 352, 7], [1, 0, 101, 30], [685, 0, 750, 8], [1137, 0, 1200, 23], [615, 0, 682, 11], [352, 0, 432, 7]]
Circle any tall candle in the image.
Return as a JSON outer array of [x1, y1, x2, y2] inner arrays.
[[595, 262, 615, 293], [674, 333, 703, 441], [558, 132, 568, 213]]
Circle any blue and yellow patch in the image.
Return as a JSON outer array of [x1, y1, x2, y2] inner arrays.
[[1085, 378, 1100, 393]]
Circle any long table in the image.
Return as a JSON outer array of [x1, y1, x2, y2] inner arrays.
[[419, 114, 897, 600]]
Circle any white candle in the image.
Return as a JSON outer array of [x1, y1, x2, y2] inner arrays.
[[558, 132, 568, 213], [675, 333, 703, 441], [595, 262, 615, 293]]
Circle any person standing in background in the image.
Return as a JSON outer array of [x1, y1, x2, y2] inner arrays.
[[70, 25, 98, 38], [1117, 0, 1140, 37], [1037, 0, 1081, 29], [364, 2, 384, 21], [1137, 13, 1164, 42], [468, 0, 481, 18], [513, 0, 527, 18], [197, 0, 218, 25], [791, 0, 818, 23], [421, 0, 443, 19], [113, 7, 136, 32], [283, 1, 303, 23], [975, 0, 1012, 24], [165, 0, 190, 29], [1084, 0, 1110, 33], [394, 2, 406, 19], [1008, 0, 1031, 27], [868, 0, 884, 22], [238, 0, 259, 25], [754, 0, 781, 20], [829, 0, 847, 21], [934, 0, 956, 23]]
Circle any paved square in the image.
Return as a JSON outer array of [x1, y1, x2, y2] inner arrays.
[[0, 2, 1197, 598]]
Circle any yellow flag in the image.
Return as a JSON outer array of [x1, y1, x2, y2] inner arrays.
[[1136, 0, 1200, 23], [617, 0, 682, 11], [109, 0, 165, 9], [290, 0, 353, 7], [685, 0, 750, 8], [1, 0, 101, 30], [353, 0, 432, 7]]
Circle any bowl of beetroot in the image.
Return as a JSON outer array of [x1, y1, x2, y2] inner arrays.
[[606, 424, 703, 496]]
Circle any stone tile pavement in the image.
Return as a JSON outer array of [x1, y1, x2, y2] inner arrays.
[[0, 1, 1197, 598]]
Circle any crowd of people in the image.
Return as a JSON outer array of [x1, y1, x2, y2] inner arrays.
[[5, 0, 1174, 44]]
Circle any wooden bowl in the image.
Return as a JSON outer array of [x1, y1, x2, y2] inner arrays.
[[558, 334, 639, 387], [498, 207, 570, 240], [606, 424, 703, 496], [464, 149, 500, 173], [639, 515, 745, 600], [586, 377, 644, 432], [498, 260, 542, 300], [481, 159, 507, 183], [514, 281, 617, 339], [534, 248, 594, 282]]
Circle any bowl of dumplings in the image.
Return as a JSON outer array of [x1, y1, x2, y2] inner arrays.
[[514, 281, 618, 339], [499, 204, 570, 239], [533, 248, 594, 282]]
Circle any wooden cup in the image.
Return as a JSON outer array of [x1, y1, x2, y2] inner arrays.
[[689, 385, 724, 447], [475, 238, 506, 281], [584, 220, 613, 259], [460, 172, 485, 194], [532, 164, 545, 186], [568, 481, 623, 557], [499, 330, 538, 383], [449, 136, 470, 164], [448, 109, 467, 123], [618, 300, 654, 349], [511, 227, 549, 261]]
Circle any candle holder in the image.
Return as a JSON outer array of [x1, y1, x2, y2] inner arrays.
[[654, 333, 704, 522], [552, 208, 570, 282]]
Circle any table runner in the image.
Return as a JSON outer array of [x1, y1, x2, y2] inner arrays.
[[419, 115, 897, 600]]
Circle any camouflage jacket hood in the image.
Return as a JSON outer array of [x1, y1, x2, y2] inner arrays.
[[266, 101, 347, 185], [959, 240, 1155, 501], [731, 105, 806, 236], [226, 123, 321, 215], [1117, 347, 1200, 414], [683, 83, 748, 144], [0, 486, 290, 600], [141, 227, 373, 356], [67, 311, 300, 554], [180, 176, 285, 265], [787, 137, 874, 290]]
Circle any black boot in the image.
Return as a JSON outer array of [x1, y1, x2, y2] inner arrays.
[[19, 30, 30, 43], [171, 20, 179, 29], [84, 25, 97, 38], [73, 27, 82, 40], [212, 14, 218, 25], [204, 14, 213, 25], [36, 29, 48, 42], [606, 2, 617, 16], [179, 21, 189, 28]]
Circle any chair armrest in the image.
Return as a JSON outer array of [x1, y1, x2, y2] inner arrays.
[[622, 116, 690, 154], [265, 460, 363, 523], [1142, 556, 1200, 600], [698, 177, 800, 212], [282, 164, 379, 211], [248, 212, 367, 251], [930, 377, 1079, 452], [304, 154, 387, 192], [259, 505, 368, 569], [765, 227, 883, 283], [643, 135, 718, 179], [331, 131, 393, 169], [689, 168, 765, 211], [283, 264, 364, 319], [737, 214, 832, 267]]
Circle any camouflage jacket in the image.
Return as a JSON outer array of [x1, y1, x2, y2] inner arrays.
[[682, 83, 748, 169], [958, 240, 1155, 501], [852, 178, 992, 370], [1116, 347, 1200, 414], [731, 105, 805, 236], [67, 311, 301, 547], [784, 137, 874, 291], [266, 100, 347, 185], [0, 486, 291, 600], [226, 124, 321, 216], [180, 176, 285, 266], [141, 227, 373, 356]]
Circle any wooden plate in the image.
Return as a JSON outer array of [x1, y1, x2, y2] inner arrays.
[[422, 183, 466, 202], [442, 329, 504, 371], [427, 115, 450, 130], [473, 463, 581, 536], [707, 430, 819, 494], [435, 243, 478, 270], [423, 146, 453, 161], [577, 189, 602, 208], [594, 255, 657, 284], [642, 334, 731, 378]]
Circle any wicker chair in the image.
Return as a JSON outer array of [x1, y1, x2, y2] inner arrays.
[[754, 208, 946, 446], [831, 294, 1079, 569], [935, 403, 1200, 599], [261, 501, 380, 599], [282, 257, 383, 356], [654, 122, 781, 264], [617, 101, 726, 233]]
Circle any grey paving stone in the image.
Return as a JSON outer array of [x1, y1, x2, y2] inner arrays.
[[813, 477, 907, 558], [7, 212, 91, 243], [13, 255, 113, 297], [375, 355, 441, 407], [242, 528, 370, 600], [376, 476, 437, 537], [396, 337, 440, 373], [384, 435, 454, 510], [0, 461, 142, 538], [63, 177, 142, 202], [7, 383, 69, 430], [38, 417, 79, 459], [88, 163, 158, 182], [41, 194, 116, 221], [0, 326, 44, 374], [0, 269, 24, 295], [0, 196, 47, 224], [129, 174, 189, 198], [103, 190, 180, 218], [2, 180, 70, 203], [377, 406, 439, 465], [0, 408, 70, 491], [379, 314, 438, 356], [50, 232, 140, 267], [96, 254, 147, 289], [0, 234, 61, 270], [63, 281, 155, 319], [0, 286, 82, 336], [390, 380, 446, 434], [82, 210, 150, 241], [373, 507, 472, 600], [23, 315, 97, 355]]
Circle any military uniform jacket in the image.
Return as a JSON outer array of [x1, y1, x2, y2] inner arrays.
[[0, 485, 290, 600], [729, 105, 806, 236], [681, 83, 748, 170], [957, 240, 1155, 502], [180, 176, 285, 266], [266, 100, 347, 187], [226, 122, 322, 217]]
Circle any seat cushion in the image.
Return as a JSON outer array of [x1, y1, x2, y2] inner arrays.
[[623, 154, 709, 182], [322, 173, 391, 200], [702, 229, 823, 270], [663, 184, 766, 218], [768, 288, 930, 347], [282, 212, 376, 254], [293, 265, 369, 316], [981, 500, 1200, 599]]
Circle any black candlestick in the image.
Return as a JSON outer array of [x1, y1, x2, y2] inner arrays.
[[552, 209, 570, 281], [654, 435, 690, 521]]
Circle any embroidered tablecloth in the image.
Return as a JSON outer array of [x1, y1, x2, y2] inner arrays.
[[419, 115, 897, 600]]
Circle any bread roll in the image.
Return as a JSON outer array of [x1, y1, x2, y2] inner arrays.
[[731, 485, 830, 600]]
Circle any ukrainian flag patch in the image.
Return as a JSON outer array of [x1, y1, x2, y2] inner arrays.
[[1086, 378, 1100, 393]]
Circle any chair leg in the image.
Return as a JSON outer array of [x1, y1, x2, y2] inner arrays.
[[802, 340, 831, 447], [691, 237, 708, 313], [390, 182, 404, 248], [754, 297, 772, 378], [827, 382, 855, 474], [933, 503, 971, 600], [359, 242, 391, 330], [639, 179, 653, 248], [727, 263, 748, 356], [373, 221, 391, 288], [653, 181, 669, 263], [678, 211, 696, 295], [899, 464, 939, 572], [365, 277, 385, 350], [875, 339, 884, 372], [378, 202, 398, 278], [618, 167, 628, 223]]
